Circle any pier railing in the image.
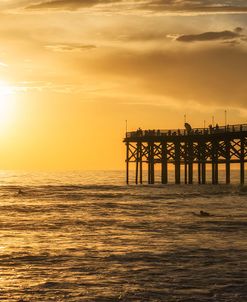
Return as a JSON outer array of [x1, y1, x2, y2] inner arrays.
[[126, 124, 247, 138]]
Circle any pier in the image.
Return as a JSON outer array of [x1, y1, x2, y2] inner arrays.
[[124, 124, 247, 185]]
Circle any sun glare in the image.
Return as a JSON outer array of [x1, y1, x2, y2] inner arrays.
[[0, 81, 16, 130]]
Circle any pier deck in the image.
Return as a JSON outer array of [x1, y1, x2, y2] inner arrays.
[[123, 124, 247, 185]]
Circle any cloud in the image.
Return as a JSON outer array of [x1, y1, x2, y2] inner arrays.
[[82, 46, 247, 109], [19, 0, 247, 13], [46, 44, 96, 52], [140, 0, 247, 14], [235, 27, 243, 33], [176, 29, 244, 43], [25, 0, 121, 10]]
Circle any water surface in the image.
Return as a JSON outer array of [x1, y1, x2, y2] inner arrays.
[[0, 170, 246, 301]]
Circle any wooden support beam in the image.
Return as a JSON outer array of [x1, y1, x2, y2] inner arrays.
[[201, 140, 206, 184], [188, 142, 193, 184], [139, 143, 143, 184], [213, 147, 216, 185], [215, 162, 219, 184], [175, 141, 181, 184], [226, 162, 230, 184], [184, 142, 188, 184], [189, 163, 193, 184], [135, 144, 139, 185], [184, 162, 188, 184], [212, 163, 215, 185], [240, 161, 244, 185], [226, 139, 231, 184], [161, 142, 168, 184], [202, 162, 206, 184], [148, 142, 155, 184], [212, 162, 219, 184], [148, 155, 151, 185], [198, 142, 201, 184], [211, 141, 218, 185], [198, 163, 201, 184], [240, 138, 245, 185], [150, 143, 155, 184], [126, 142, 129, 184], [215, 141, 219, 184]]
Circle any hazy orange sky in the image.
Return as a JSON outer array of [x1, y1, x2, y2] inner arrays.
[[0, 0, 247, 170]]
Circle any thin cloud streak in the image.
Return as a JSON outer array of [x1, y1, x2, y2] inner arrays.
[[13, 0, 247, 14], [46, 44, 97, 52], [176, 28, 244, 42], [25, 0, 121, 10], [140, 0, 247, 13]]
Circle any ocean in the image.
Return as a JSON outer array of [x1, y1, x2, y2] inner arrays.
[[0, 170, 246, 302]]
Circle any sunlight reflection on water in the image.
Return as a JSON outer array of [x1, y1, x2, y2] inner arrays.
[[0, 170, 246, 301]]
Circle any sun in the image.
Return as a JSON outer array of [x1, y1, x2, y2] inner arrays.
[[0, 81, 16, 129]]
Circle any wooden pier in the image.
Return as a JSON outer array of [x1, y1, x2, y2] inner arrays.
[[124, 124, 247, 185]]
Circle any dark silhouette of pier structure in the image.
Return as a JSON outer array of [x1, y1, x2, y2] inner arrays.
[[124, 124, 247, 185]]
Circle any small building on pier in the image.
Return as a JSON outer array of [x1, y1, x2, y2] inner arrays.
[[123, 124, 247, 185]]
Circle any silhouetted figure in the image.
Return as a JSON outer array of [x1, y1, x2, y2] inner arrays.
[[184, 123, 192, 134], [17, 189, 24, 195], [200, 210, 210, 217], [136, 127, 142, 136], [192, 210, 211, 217]]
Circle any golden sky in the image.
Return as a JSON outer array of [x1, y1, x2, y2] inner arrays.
[[0, 0, 247, 170]]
